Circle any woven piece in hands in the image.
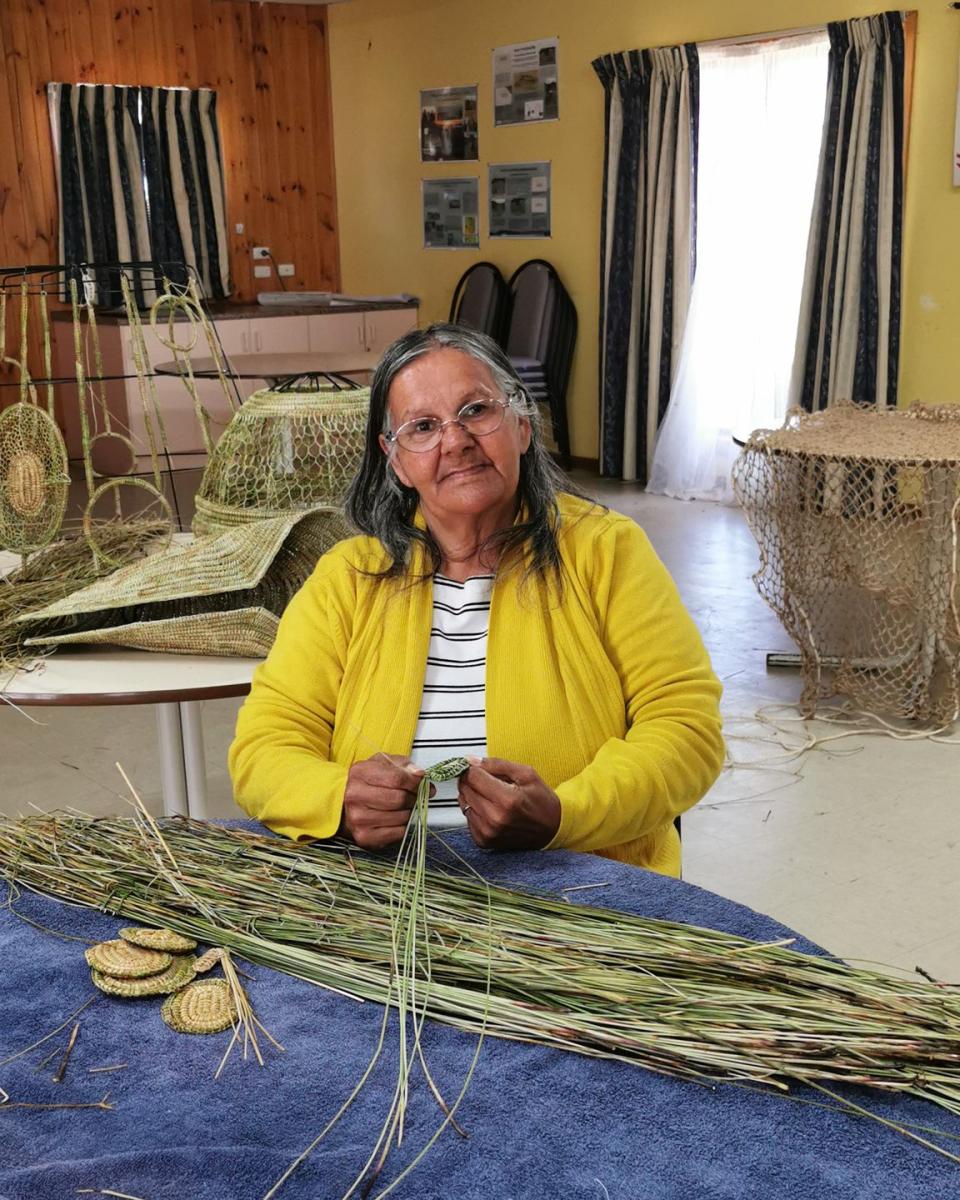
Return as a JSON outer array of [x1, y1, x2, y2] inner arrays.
[[732, 402, 960, 723], [192, 387, 370, 537], [85, 939, 172, 978], [120, 927, 197, 952], [91, 954, 197, 997], [161, 978, 237, 1034], [17, 509, 348, 657]]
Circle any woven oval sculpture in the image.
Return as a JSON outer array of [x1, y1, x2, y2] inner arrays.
[[91, 954, 197, 997], [192, 387, 371, 537], [0, 402, 70, 553], [85, 939, 172, 978], [120, 926, 197, 952], [161, 978, 237, 1034]]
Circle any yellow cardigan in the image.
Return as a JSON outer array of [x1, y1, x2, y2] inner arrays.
[[229, 494, 724, 875]]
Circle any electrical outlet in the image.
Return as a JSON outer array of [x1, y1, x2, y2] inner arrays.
[[235, 222, 245, 234], [253, 264, 272, 278], [252, 246, 270, 260], [278, 263, 295, 277]]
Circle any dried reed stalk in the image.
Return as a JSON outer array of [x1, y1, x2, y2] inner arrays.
[[3, 805, 960, 1191], [1, 520, 167, 669]]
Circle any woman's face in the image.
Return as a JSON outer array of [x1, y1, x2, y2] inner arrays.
[[380, 348, 531, 522]]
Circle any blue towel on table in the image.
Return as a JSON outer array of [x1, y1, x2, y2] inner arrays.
[[1, 828, 958, 1199]]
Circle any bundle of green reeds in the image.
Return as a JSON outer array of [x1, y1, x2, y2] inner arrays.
[[1, 519, 166, 668], [2, 806, 959, 1124]]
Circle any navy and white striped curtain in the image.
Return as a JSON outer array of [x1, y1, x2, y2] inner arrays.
[[790, 12, 904, 411], [592, 46, 699, 481], [48, 83, 231, 306]]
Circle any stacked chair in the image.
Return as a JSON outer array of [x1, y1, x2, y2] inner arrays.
[[450, 259, 577, 467], [448, 262, 512, 344], [504, 260, 576, 466]]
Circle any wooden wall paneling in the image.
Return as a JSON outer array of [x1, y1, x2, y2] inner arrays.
[[0, 5, 52, 400], [65, 3, 98, 84], [7, 1, 63, 419], [272, 7, 308, 291], [249, 4, 284, 295], [1, 0, 341, 344], [218, 1, 257, 300], [305, 8, 339, 291]]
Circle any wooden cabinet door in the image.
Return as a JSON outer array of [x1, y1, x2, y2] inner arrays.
[[362, 308, 418, 355], [307, 311, 366, 353], [248, 315, 309, 354]]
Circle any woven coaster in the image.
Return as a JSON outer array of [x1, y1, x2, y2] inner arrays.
[[161, 979, 237, 1035], [85, 940, 172, 978], [193, 947, 223, 974], [91, 954, 197, 997], [120, 927, 197, 953]]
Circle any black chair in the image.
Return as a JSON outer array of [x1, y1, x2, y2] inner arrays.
[[449, 262, 511, 345], [504, 259, 576, 465]]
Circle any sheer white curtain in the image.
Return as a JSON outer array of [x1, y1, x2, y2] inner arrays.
[[647, 33, 829, 503]]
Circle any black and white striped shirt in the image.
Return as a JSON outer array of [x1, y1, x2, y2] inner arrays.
[[410, 574, 493, 827]]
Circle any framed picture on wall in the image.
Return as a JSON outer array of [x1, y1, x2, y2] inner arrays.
[[489, 162, 551, 237], [492, 37, 558, 126], [423, 178, 481, 248], [420, 86, 479, 162]]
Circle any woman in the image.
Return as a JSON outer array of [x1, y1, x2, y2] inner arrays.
[[229, 324, 723, 875]]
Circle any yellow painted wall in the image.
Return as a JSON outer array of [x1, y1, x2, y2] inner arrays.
[[328, 0, 960, 460]]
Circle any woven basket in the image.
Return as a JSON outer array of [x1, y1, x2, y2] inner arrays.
[[19, 509, 350, 657], [192, 387, 370, 538]]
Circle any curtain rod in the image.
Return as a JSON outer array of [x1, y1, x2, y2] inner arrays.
[[705, 10, 910, 48]]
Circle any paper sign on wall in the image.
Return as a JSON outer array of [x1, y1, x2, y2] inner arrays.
[[420, 86, 478, 162], [422, 178, 480, 249], [489, 162, 551, 238], [492, 38, 558, 126]]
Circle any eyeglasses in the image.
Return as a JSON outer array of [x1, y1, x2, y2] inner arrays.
[[385, 395, 514, 453]]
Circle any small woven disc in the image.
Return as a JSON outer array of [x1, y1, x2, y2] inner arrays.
[[91, 954, 197, 997], [161, 979, 237, 1035], [193, 947, 223, 974], [85, 940, 172, 978], [120, 926, 197, 953]]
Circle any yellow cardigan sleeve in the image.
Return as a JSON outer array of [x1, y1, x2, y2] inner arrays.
[[228, 548, 353, 840], [549, 515, 724, 855]]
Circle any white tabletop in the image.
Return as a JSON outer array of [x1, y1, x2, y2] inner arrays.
[[1, 649, 257, 707]]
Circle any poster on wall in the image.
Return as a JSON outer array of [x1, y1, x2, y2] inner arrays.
[[492, 37, 558, 126], [420, 85, 479, 162], [954, 54, 960, 185], [422, 178, 480, 248], [489, 162, 551, 238]]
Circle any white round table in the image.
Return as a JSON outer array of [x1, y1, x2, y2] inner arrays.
[[1, 649, 256, 818]]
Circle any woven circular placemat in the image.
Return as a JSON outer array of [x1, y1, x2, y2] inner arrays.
[[85, 939, 172, 978], [120, 927, 197, 953], [161, 978, 237, 1035], [91, 954, 197, 997]]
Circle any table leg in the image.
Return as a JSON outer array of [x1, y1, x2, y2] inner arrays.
[[179, 700, 209, 820], [155, 703, 188, 817]]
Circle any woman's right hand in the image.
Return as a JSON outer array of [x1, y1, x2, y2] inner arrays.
[[339, 754, 425, 850]]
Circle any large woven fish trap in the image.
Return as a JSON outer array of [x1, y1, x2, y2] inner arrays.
[[193, 387, 370, 537], [732, 403, 960, 724], [17, 509, 350, 657]]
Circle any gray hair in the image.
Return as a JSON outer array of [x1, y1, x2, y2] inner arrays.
[[344, 322, 589, 579]]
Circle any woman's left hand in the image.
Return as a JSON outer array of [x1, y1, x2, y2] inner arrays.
[[457, 756, 561, 850]]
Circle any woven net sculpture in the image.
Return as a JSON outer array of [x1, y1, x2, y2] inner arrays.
[[192, 387, 370, 537], [732, 403, 960, 725]]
